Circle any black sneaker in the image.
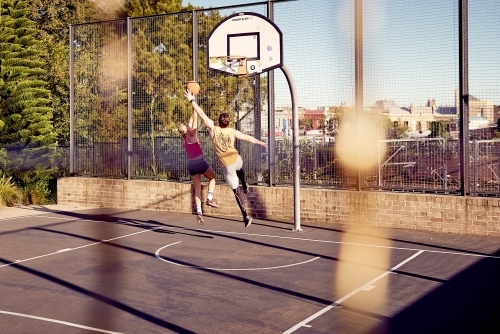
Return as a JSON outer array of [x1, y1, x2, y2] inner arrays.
[[244, 216, 252, 228], [243, 185, 249, 194]]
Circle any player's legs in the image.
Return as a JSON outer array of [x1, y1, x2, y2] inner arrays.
[[188, 159, 207, 224], [223, 157, 252, 227], [203, 166, 218, 207], [190, 173, 202, 215], [236, 167, 248, 193]]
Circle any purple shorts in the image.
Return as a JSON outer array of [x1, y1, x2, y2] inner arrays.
[[187, 158, 210, 176]]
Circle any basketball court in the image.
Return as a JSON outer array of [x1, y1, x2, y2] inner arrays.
[[6, 7, 497, 334], [1, 206, 499, 333]]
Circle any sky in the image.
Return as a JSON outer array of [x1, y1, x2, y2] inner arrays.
[[185, 0, 255, 8], [182, 0, 500, 109]]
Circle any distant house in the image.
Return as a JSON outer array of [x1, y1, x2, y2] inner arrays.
[[303, 109, 326, 130], [274, 106, 307, 136], [369, 99, 456, 134], [467, 94, 496, 126]]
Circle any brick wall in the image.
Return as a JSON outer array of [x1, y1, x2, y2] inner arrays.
[[57, 177, 500, 237]]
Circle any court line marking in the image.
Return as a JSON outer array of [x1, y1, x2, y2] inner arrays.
[[0, 215, 95, 222], [4, 216, 495, 331], [0, 226, 164, 269], [282, 250, 425, 334], [155, 241, 321, 271], [0, 310, 124, 334], [152, 226, 500, 260], [1, 216, 498, 271], [3, 215, 499, 259]]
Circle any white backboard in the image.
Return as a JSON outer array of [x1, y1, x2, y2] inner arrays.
[[207, 12, 283, 77]]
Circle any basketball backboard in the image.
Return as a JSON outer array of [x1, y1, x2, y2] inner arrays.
[[207, 12, 283, 77]]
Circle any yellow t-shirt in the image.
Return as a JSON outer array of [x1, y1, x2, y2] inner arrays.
[[213, 126, 238, 166]]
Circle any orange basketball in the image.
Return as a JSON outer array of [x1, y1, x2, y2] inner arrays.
[[185, 81, 200, 95]]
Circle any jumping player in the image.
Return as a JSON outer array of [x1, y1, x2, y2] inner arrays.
[[178, 108, 219, 224], [184, 89, 267, 228]]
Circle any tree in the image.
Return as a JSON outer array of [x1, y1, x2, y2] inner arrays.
[[0, 0, 57, 170], [326, 105, 348, 137], [299, 118, 312, 134], [27, 0, 105, 145], [124, 0, 184, 17], [495, 117, 500, 139], [429, 120, 448, 138]]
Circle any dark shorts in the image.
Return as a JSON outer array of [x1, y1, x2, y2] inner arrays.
[[188, 158, 210, 176]]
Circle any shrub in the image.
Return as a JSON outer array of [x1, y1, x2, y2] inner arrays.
[[0, 171, 22, 206]]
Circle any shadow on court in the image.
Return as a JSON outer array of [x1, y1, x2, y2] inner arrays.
[[369, 248, 500, 334], [0, 207, 499, 333]]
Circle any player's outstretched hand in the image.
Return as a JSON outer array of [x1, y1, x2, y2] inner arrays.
[[184, 89, 195, 102], [260, 141, 268, 149]]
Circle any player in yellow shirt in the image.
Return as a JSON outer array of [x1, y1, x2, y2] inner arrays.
[[184, 89, 268, 227]]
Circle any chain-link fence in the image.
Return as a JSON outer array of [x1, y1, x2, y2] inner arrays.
[[69, 0, 500, 197]]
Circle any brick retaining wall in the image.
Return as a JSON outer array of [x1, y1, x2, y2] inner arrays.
[[57, 177, 500, 237]]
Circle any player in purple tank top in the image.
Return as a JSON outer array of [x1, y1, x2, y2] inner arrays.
[[178, 108, 219, 224]]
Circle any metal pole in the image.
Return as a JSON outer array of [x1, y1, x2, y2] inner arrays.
[[69, 25, 75, 175], [459, 0, 469, 196], [267, 0, 276, 186], [280, 65, 302, 232], [378, 140, 381, 186], [355, 0, 363, 191], [192, 10, 198, 81], [254, 76, 263, 182], [473, 140, 478, 191], [127, 18, 133, 180]]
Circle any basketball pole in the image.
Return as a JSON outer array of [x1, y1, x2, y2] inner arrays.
[[280, 65, 302, 232]]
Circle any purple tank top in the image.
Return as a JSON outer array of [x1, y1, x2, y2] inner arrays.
[[183, 137, 204, 160]]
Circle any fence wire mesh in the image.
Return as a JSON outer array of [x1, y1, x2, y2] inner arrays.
[[468, 1, 500, 195], [69, 0, 500, 197], [72, 20, 128, 177]]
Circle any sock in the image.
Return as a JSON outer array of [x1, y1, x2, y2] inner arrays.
[[196, 207, 202, 215], [207, 191, 214, 201]]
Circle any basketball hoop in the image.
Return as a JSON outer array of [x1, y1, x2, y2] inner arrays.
[[206, 12, 282, 77], [210, 56, 249, 77]]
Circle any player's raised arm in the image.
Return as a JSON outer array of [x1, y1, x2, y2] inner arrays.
[[184, 89, 214, 131], [185, 108, 196, 134], [234, 130, 268, 148]]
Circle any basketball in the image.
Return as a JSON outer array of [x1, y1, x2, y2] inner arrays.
[[186, 81, 200, 95]]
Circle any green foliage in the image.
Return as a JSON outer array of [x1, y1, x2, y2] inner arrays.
[[299, 118, 312, 134], [326, 105, 348, 137], [27, 0, 105, 145], [382, 116, 406, 139], [0, 171, 22, 206], [429, 120, 448, 138], [494, 117, 500, 139], [0, 0, 58, 170], [125, 0, 184, 17], [9, 169, 56, 204]]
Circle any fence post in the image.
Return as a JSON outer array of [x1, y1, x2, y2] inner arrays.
[[355, 0, 363, 191], [267, 0, 276, 187], [459, 0, 470, 195], [69, 25, 75, 175], [473, 140, 478, 191], [442, 139, 447, 190], [127, 17, 133, 180], [192, 10, 198, 81]]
